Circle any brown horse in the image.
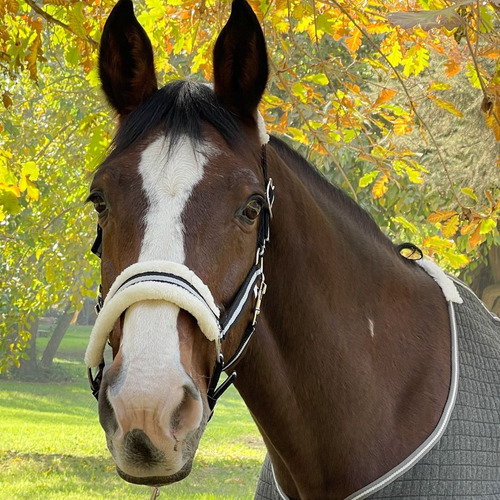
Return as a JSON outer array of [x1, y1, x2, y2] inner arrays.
[[85, 0, 500, 498]]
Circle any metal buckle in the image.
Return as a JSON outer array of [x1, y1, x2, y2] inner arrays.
[[252, 278, 267, 326], [266, 178, 275, 217]]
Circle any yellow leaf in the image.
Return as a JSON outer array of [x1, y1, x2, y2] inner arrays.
[[345, 28, 362, 55], [374, 88, 398, 108], [427, 94, 463, 117], [427, 209, 457, 223], [393, 117, 412, 135], [402, 45, 429, 77], [442, 214, 459, 238], [461, 187, 478, 202], [427, 81, 451, 92], [26, 34, 41, 81], [26, 181, 39, 201], [22, 161, 39, 180], [386, 41, 402, 67], [372, 173, 389, 199]]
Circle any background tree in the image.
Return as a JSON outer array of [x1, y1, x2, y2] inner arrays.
[[1, 0, 499, 372]]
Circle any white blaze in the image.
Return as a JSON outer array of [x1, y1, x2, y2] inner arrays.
[[114, 135, 207, 404]]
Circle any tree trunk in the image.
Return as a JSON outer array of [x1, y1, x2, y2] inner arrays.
[[18, 314, 39, 377], [40, 308, 73, 369]]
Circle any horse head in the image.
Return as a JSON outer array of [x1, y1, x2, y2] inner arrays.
[[85, 0, 270, 486]]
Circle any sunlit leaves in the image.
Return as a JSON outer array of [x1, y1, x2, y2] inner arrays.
[[0, 0, 499, 369]]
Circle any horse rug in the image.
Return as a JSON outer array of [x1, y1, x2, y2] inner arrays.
[[255, 276, 500, 499]]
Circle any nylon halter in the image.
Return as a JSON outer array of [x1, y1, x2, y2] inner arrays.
[[86, 144, 274, 414]]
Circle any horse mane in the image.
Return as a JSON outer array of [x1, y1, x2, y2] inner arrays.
[[109, 80, 244, 159], [269, 135, 395, 249]]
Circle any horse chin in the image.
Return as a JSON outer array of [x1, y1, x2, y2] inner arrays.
[[108, 414, 208, 487], [116, 459, 194, 486]]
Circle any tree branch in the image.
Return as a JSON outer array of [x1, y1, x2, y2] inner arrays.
[[331, 0, 464, 209], [24, 0, 98, 48]]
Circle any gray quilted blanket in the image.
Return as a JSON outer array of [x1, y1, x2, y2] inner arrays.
[[255, 279, 500, 499]]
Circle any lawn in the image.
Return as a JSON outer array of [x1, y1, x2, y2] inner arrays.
[[0, 326, 266, 499]]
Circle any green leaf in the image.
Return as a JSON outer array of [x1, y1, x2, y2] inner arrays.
[[391, 216, 417, 233], [0, 191, 21, 215], [480, 218, 497, 235], [358, 170, 378, 188], [461, 187, 478, 202], [304, 73, 329, 86]]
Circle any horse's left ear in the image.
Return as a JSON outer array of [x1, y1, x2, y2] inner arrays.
[[99, 0, 157, 118], [213, 0, 268, 121]]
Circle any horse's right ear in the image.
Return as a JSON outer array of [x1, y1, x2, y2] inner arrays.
[[213, 0, 268, 121], [99, 0, 157, 118]]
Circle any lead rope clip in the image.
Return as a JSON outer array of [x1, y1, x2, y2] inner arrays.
[[150, 487, 160, 499]]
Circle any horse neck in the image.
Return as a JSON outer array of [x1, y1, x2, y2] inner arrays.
[[234, 140, 451, 498]]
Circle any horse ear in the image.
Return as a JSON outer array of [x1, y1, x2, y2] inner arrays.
[[213, 0, 268, 120], [99, 0, 157, 117]]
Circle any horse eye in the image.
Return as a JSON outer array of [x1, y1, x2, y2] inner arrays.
[[88, 193, 107, 216], [241, 198, 262, 224]]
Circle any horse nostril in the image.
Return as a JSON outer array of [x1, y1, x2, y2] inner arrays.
[[123, 429, 165, 467], [170, 384, 203, 441]]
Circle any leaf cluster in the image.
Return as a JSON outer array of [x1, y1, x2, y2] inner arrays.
[[1, 0, 499, 369]]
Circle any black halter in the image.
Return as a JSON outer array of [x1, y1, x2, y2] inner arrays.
[[88, 144, 274, 415]]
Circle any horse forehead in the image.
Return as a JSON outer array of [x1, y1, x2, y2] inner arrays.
[[138, 135, 212, 196], [137, 134, 217, 263]]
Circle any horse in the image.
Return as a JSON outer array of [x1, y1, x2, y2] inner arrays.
[[84, 0, 500, 498]]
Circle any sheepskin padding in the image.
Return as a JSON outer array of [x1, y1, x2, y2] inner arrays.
[[85, 260, 221, 368], [416, 258, 463, 304], [256, 111, 270, 145]]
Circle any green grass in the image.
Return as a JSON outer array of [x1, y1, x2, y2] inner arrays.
[[0, 326, 266, 499]]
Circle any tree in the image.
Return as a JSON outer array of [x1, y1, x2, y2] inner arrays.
[[1, 0, 498, 371], [1, 0, 111, 371]]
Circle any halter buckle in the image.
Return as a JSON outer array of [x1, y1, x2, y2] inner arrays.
[[252, 279, 267, 326], [266, 178, 275, 218]]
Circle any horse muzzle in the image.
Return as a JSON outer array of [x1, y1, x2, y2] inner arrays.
[[97, 338, 207, 485]]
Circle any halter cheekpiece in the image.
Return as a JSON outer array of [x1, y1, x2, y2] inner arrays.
[[86, 143, 274, 415]]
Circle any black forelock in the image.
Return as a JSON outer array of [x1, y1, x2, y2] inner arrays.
[[109, 80, 243, 157]]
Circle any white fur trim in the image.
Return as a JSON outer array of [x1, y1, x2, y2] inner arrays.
[[416, 259, 463, 304], [256, 111, 270, 145], [85, 261, 221, 368]]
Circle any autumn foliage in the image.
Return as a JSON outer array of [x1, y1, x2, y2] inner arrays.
[[0, 0, 499, 369]]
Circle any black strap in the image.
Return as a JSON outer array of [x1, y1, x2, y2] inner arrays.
[[88, 360, 105, 400], [91, 224, 102, 258]]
